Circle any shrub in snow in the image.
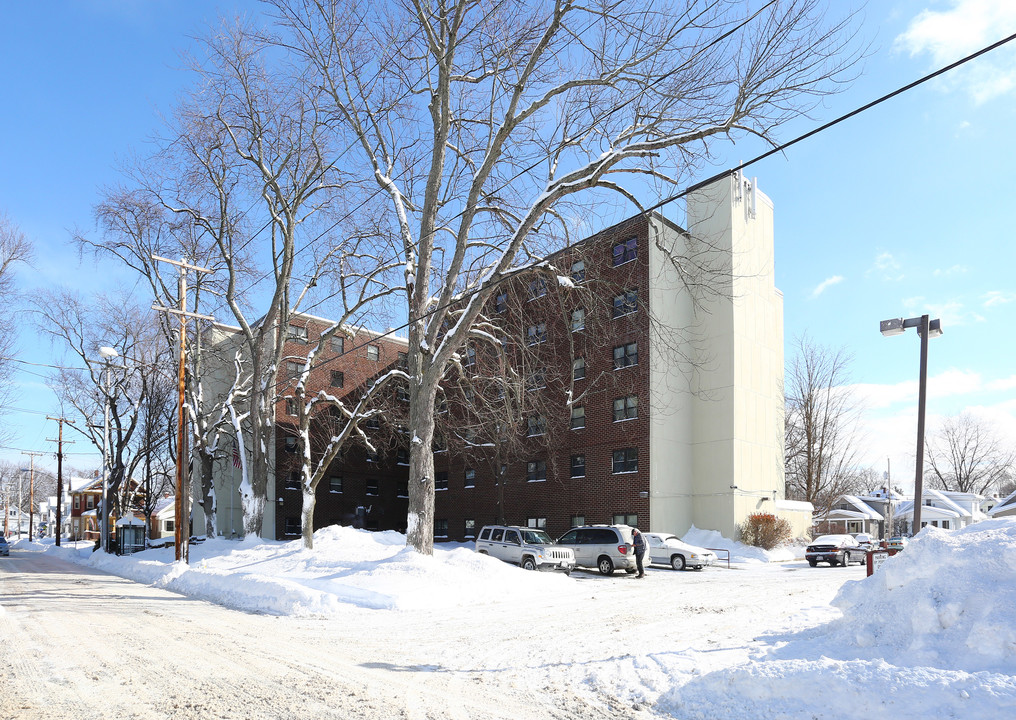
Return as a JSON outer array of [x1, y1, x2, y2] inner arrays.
[[737, 513, 792, 550]]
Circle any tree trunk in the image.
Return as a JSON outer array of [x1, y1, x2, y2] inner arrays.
[[199, 450, 216, 537], [406, 374, 438, 554]]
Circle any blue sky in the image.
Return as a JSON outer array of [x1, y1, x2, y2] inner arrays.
[[1, 1, 1014, 493]]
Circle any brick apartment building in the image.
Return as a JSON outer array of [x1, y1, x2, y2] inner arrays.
[[199, 173, 807, 543]]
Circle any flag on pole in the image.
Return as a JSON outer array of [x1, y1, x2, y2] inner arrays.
[[232, 443, 242, 469]]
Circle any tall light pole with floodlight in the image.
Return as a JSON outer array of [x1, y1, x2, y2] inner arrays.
[[879, 314, 942, 535], [98, 345, 119, 552]]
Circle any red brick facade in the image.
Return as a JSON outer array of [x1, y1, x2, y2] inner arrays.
[[274, 214, 661, 541]]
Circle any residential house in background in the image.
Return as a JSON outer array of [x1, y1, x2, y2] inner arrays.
[[895, 488, 987, 534]]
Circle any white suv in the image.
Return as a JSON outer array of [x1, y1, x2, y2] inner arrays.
[[555, 525, 637, 575], [475, 525, 576, 574]]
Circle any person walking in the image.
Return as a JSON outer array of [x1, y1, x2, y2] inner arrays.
[[632, 527, 647, 578]]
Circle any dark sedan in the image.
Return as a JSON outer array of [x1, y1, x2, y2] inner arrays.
[[806, 534, 866, 567], [0, 535, 9, 557]]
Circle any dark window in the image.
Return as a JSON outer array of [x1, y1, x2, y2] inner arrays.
[[570, 405, 585, 430], [613, 290, 638, 318], [366, 417, 381, 430], [464, 468, 476, 487], [286, 471, 300, 489], [570, 454, 586, 478], [330, 336, 344, 354], [285, 398, 297, 416], [570, 515, 585, 528], [526, 369, 546, 392], [613, 395, 638, 422], [558, 529, 578, 544], [528, 277, 547, 300], [366, 478, 379, 496], [287, 324, 308, 343], [464, 519, 476, 537], [571, 307, 585, 332], [397, 479, 408, 498], [526, 460, 546, 482], [284, 517, 300, 535], [284, 436, 297, 454], [613, 513, 638, 526], [397, 351, 408, 369], [491, 528, 504, 542], [527, 517, 547, 529], [612, 236, 637, 266], [612, 448, 638, 474], [366, 449, 378, 463], [495, 292, 507, 313], [435, 471, 448, 490], [286, 361, 301, 380], [570, 260, 585, 283], [329, 475, 342, 493], [330, 370, 344, 388], [367, 344, 380, 361], [527, 415, 546, 437], [435, 519, 449, 538], [573, 357, 586, 381], [526, 323, 547, 345], [464, 346, 476, 367], [397, 386, 410, 402], [613, 342, 638, 369], [396, 448, 409, 465]]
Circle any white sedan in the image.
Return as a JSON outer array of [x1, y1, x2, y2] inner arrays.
[[643, 533, 716, 570]]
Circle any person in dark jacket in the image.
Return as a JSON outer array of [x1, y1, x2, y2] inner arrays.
[[632, 527, 647, 578]]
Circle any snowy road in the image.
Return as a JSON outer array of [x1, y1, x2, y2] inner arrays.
[[0, 543, 863, 720]]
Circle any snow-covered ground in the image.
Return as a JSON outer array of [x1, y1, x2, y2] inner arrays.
[[16, 519, 1016, 719]]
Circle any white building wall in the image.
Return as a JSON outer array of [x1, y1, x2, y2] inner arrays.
[[649, 173, 786, 540]]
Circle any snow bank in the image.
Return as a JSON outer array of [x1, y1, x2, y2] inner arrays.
[[44, 525, 581, 616], [682, 525, 798, 564]]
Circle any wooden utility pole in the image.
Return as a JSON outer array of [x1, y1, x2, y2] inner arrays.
[[21, 451, 44, 541], [47, 417, 75, 547], [152, 255, 213, 564]]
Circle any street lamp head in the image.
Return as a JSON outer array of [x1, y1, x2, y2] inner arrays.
[[879, 318, 905, 337], [98, 346, 119, 360], [923, 318, 943, 339]]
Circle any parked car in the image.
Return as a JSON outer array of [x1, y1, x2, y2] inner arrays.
[[643, 533, 716, 570], [887, 536, 909, 551], [851, 532, 874, 549], [556, 525, 637, 575], [805, 534, 866, 567], [0, 535, 9, 557], [474, 525, 575, 573]]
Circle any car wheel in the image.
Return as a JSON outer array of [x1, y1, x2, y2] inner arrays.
[[521, 557, 537, 571], [840, 554, 850, 566], [597, 556, 615, 575], [808, 559, 818, 567], [671, 555, 686, 571]]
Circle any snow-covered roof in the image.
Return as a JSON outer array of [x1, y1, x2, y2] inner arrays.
[[775, 499, 813, 513], [989, 488, 1016, 516], [153, 496, 176, 517], [820, 495, 882, 521], [116, 516, 145, 527], [69, 476, 102, 493]]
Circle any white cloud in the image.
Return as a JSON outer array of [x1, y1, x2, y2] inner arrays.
[[895, 0, 1016, 103], [983, 290, 1016, 308], [867, 251, 904, 281], [901, 298, 983, 328], [810, 275, 844, 298], [933, 264, 968, 277], [848, 368, 986, 410]]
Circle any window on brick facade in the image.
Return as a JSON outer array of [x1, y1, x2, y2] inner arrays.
[[573, 357, 586, 381], [397, 351, 408, 369], [613, 341, 638, 369], [286, 361, 301, 380], [286, 471, 300, 489], [86, 495, 94, 509], [397, 386, 410, 402], [527, 414, 546, 437], [330, 336, 344, 354], [329, 475, 343, 493], [526, 460, 546, 482], [463, 387, 475, 404], [366, 449, 378, 463], [528, 277, 547, 300], [396, 448, 409, 465], [612, 448, 638, 474], [527, 517, 547, 530], [74, 497, 80, 510], [613, 513, 638, 526], [570, 260, 585, 283], [495, 292, 507, 313], [433, 434, 447, 452], [526, 322, 547, 345], [330, 370, 344, 388], [571, 307, 585, 332], [435, 519, 449, 538], [287, 324, 308, 343], [435, 471, 448, 490], [570, 454, 586, 478], [570, 515, 586, 528], [285, 398, 297, 416], [367, 344, 380, 361], [464, 346, 476, 366], [464, 468, 476, 487], [397, 479, 408, 498], [285, 517, 300, 535], [464, 518, 476, 538], [613, 290, 638, 318], [284, 436, 297, 454], [366, 478, 379, 496], [613, 395, 638, 422], [366, 417, 381, 430], [612, 236, 637, 266], [570, 405, 585, 430], [526, 369, 546, 392]]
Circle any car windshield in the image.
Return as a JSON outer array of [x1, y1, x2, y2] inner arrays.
[[521, 530, 553, 545], [813, 535, 848, 544]]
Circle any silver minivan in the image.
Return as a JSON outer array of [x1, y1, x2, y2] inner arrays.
[[475, 525, 576, 573], [555, 525, 637, 575]]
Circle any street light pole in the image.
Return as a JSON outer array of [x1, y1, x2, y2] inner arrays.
[[879, 314, 942, 536], [99, 345, 119, 553]]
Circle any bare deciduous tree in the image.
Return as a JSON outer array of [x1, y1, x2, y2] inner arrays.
[[0, 212, 33, 442], [784, 336, 865, 515], [925, 412, 1016, 496], [270, 0, 862, 552]]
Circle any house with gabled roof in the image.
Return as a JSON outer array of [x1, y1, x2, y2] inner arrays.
[[895, 488, 986, 534], [987, 488, 1016, 518], [814, 494, 887, 538]]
